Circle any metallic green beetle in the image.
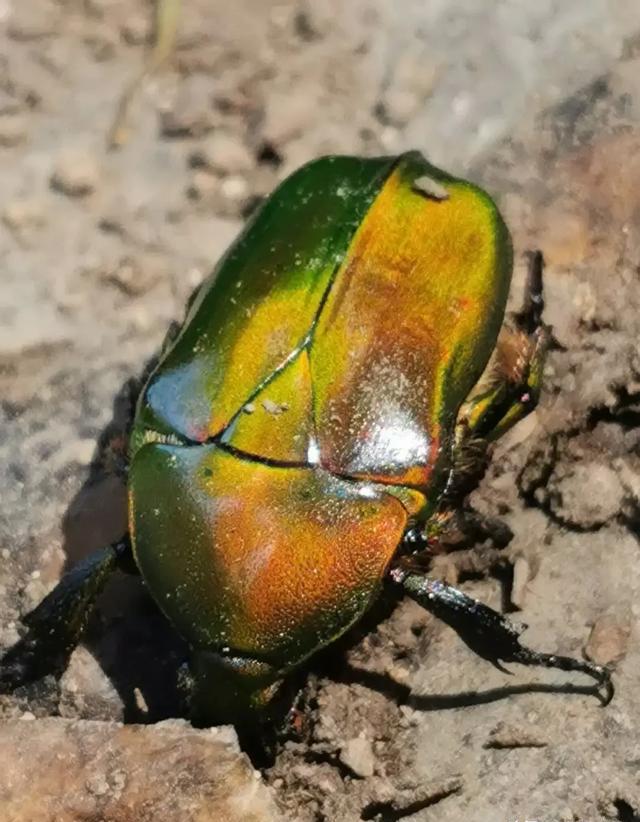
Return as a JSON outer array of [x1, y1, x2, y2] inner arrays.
[[0, 152, 612, 731]]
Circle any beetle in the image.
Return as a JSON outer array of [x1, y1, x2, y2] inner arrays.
[[0, 151, 612, 734]]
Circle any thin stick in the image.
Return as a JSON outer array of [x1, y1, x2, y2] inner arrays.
[[107, 0, 182, 150]]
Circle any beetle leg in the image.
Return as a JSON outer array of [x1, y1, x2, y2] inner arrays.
[[388, 566, 614, 705], [0, 536, 134, 692], [402, 509, 513, 586], [460, 249, 549, 442], [432, 508, 514, 550], [445, 251, 550, 505]]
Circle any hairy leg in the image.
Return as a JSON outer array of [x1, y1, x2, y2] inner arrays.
[[446, 250, 549, 506]]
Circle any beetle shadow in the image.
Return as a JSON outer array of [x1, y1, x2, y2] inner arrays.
[[332, 664, 607, 710], [301, 589, 608, 723], [59, 369, 188, 724]]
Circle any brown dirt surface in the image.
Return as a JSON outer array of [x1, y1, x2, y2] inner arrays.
[[2, 2, 640, 821]]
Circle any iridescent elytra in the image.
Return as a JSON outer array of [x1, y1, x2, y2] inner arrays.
[[0, 151, 612, 737]]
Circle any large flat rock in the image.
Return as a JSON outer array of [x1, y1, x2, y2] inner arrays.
[[0, 718, 279, 822]]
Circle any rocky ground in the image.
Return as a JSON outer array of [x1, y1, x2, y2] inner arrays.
[[1, 1, 640, 820]]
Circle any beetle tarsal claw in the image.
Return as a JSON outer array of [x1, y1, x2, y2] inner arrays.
[[490, 659, 513, 676], [392, 569, 615, 706], [507, 646, 615, 706], [586, 663, 615, 707]]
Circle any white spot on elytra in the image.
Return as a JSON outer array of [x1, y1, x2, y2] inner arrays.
[[413, 175, 449, 201]]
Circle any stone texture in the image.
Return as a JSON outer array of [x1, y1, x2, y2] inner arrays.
[[339, 734, 376, 778], [0, 718, 279, 822], [191, 133, 255, 175], [59, 647, 123, 721], [585, 614, 631, 667], [548, 462, 625, 529]]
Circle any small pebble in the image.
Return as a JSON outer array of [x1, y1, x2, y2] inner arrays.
[[221, 175, 249, 201], [383, 90, 422, 124], [51, 150, 101, 197], [104, 254, 168, 297], [129, 305, 153, 333], [549, 462, 624, 528], [160, 77, 215, 139], [377, 55, 437, 126], [111, 770, 127, 794], [120, 15, 151, 46], [187, 170, 219, 202], [385, 662, 410, 683], [71, 439, 96, 465], [0, 114, 28, 147], [584, 614, 630, 666], [261, 92, 316, 147], [484, 722, 548, 749], [191, 133, 254, 175], [186, 267, 205, 289], [2, 198, 46, 231], [378, 125, 401, 151], [84, 26, 119, 62], [510, 555, 532, 610], [134, 687, 149, 715], [85, 774, 109, 796], [339, 734, 375, 778]]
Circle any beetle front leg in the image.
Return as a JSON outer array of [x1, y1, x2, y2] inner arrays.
[[463, 249, 548, 441], [445, 251, 550, 505], [388, 566, 613, 705], [0, 536, 134, 692]]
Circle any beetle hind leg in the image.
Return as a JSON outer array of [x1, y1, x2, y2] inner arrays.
[[0, 536, 133, 692], [388, 566, 613, 704]]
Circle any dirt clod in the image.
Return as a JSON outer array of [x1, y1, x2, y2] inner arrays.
[[191, 133, 255, 175], [484, 721, 548, 749], [510, 555, 533, 610], [548, 461, 625, 528], [340, 734, 376, 778], [51, 149, 101, 197], [584, 614, 631, 667], [160, 77, 216, 139], [2, 197, 46, 232], [103, 254, 170, 297]]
